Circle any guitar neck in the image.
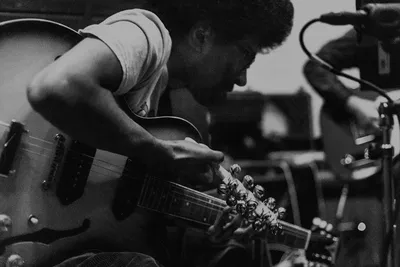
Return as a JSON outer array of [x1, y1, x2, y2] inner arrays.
[[137, 176, 311, 250]]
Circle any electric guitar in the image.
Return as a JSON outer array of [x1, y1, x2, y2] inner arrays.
[[320, 89, 400, 181], [0, 18, 338, 267]]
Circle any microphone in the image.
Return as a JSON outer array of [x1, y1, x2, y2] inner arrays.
[[319, 10, 368, 26], [319, 4, 400, 42]]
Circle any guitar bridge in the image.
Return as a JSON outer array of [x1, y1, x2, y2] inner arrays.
[[0, 120, 25, 178]]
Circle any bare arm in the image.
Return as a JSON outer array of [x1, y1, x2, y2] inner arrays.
[[27, 37, 168, 163], [27, 37, 223, 180], [303, 29, 359, 112]]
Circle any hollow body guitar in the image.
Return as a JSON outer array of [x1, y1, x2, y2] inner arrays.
[[0, 19, 337, 267], [320, 90, 400, 181]]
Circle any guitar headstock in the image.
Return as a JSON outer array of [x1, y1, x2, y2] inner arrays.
[[306, 217, 340, 266], [215, 164, 285, 234]]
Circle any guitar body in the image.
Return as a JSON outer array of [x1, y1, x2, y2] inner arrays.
[[320, 90, 400, 180], [0, 19, 201, 267]]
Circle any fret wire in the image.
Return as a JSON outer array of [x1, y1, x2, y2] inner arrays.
[[161, 181, 171, 213], [167, 182, 174, 214], [147, 176, 157, 209], [142, 176, 152, 208], [138, 176, 150, 207], [155, 177, 164, 212], [151, 176, 159, 211]]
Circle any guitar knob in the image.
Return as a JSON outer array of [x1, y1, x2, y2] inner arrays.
[[229, 164, 242, 178], [277, 207, 286, 219], [6, 254, 24, 267], [0, 214, 12, 232], [253, 185, 265, 200], [243, 175, 254, 190]]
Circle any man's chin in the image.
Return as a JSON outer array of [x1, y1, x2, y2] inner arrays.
[[196, 93, 228, 107]]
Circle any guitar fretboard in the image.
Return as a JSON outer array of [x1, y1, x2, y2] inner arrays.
[[138, 176, 223, 226], [137, 176, 310, 249]]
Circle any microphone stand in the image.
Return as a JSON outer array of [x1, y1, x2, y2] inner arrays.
[[378, 102, 397, 267]]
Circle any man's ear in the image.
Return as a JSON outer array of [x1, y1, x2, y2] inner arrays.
[[188, 22, 215, 53]]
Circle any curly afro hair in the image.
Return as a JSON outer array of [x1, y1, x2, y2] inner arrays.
[[145, 0, 294, 53]]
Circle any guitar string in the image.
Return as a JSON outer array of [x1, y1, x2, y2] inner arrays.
[[1, 123, 246, 205], [16, 147, 309, 238], [15, 148, 230, 210], [2, 127, 306, 235], [14, 140, 236, 207], [1, 123, 231, 180], [14, 147, 300, 234], [11, 148, 309, 239]]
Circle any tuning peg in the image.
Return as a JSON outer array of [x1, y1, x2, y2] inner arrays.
[[227, 179, 239, 193], [277, 207, 286, 219], [226, 195, 237, 207], [244, 199, 258, 222], [236, 189, 248, 201], [253, 185, 265, 200], [229, 164, 242, 178], [217, 183, 228, 196], [263, 197, 276, 210], [243, 175, 254, 190], [253, 218, 265, 232], [252, 204, 276, 233], [236, 200, 247, 215]]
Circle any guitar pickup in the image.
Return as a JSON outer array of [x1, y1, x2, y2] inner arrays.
[[0, 120, 25, 178]]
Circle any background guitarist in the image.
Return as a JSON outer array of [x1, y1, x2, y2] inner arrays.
[[24, 0, 295, 266], [303, 28, 381, 135], [302, 8, 400, 267]]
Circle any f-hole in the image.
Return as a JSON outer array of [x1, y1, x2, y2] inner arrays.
[[54, 55, 62, 61]]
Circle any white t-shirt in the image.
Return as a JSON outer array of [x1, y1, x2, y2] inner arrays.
[[79, 9, 172, 116]]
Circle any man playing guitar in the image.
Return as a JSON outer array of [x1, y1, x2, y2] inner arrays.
[[23, 0, 295, 266]]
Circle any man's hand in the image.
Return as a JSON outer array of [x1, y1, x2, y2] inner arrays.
[[206, 206, 255, 243], [157, 137, 224, 185], [346, 95, 380, 133]]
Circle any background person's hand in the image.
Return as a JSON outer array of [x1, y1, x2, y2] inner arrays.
[[346, 96, 380, 134]]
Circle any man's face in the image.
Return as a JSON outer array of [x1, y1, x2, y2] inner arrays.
[[187, 39, 258, 107]]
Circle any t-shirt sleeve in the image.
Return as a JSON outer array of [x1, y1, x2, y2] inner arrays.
[[78, 10, 170, 96]]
